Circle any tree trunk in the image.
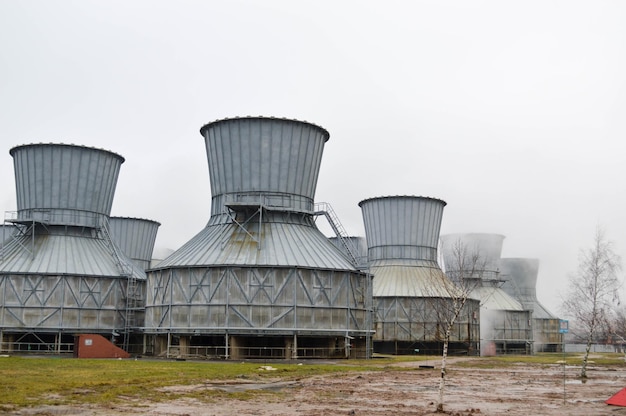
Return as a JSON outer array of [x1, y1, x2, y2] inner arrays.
[[437, 330, 451, 412], [581, 327, 593, 378]]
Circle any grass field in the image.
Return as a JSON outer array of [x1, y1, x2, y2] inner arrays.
[[1, 353, 622, 411]]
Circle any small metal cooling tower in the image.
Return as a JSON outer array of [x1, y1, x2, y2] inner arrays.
[[499, 258, 561, 352], [359, 196, 480, 355], [109, 217, 160, 271], [440, 233, 533, 355], [145, 117, 373, 360], [0, 144, 144, 354]]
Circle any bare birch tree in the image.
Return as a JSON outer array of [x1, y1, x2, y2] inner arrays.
[[432, 239, 485, 413], [562, 227, 622, 378]]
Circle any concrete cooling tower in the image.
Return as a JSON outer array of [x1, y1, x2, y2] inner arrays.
[[145, 117, 373, 360], [0, 144, 145, 354], [440, 233, 532, 355], [499, 258, 561, 352], [359, 196, 480, 356]]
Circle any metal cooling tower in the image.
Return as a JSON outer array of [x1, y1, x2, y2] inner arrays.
[[145, 117, 373, 360], [359, 196, 480, 355], [499, 258, 561, 352], [109, 217, 160, 271], [440, 233, 532, 355], [0, 144, 145, 354]]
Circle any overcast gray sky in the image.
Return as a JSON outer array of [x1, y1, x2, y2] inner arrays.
[[1, 0, 625, 317]]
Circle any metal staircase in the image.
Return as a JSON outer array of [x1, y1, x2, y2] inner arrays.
[[99, 216, 139, 352], [314, 202, 361, 267]]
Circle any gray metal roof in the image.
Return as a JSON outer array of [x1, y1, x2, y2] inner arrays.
[[0, 229, 145, 279], [369, 259, 463, 298], [470, 285, 524, 311], [10, 143, 124, 226], [153, 217, 356, 270], [200, 117, 329, 216]]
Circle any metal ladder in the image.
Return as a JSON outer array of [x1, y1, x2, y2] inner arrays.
[[314, 202, 361, 267], [99, 217, 138, 352]]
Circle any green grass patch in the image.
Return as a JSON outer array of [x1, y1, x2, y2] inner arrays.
[[0, 356, 393, 409]]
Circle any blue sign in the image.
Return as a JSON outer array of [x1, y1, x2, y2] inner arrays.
[[559, 320, 569, 334]]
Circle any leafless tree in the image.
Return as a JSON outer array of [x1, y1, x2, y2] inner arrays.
[[432, 239, 485, 413], [562, 227, 622, 378]]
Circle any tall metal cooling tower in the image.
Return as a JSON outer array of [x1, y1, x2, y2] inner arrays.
[[109, 217, 160, 271], [499, 258, 561, 352], [145, 117, 373, 360], [359, 196, 480, 356], [440, 233, 532, 355], [0, 143, 145, 354]]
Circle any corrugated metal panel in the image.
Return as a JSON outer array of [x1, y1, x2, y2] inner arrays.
[[154, 216, 355, 270], [329, 236, 368, 266], [0, 231, 145, 279], [0, 225, 17, 244], [359, 196, 446, 262], [470, 285, 524, 311], [440, 233, 505, 273], [109, 217, 160, 270], [369, 259, 463, 298], [10, 144, 124, 226], [200, 117, 329, 216]]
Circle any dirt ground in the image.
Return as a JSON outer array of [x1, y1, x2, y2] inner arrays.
[[13, 357, 626, 416]]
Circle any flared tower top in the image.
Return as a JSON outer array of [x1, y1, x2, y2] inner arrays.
[[10, 143, 125, 228], [359, 196, 447, 263], [109, 217, 161, 271], [440, 233, 505, 276], [200, 117, 330, 217]]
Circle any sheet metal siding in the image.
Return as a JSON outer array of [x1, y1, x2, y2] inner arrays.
[[373, 297, 480, 342], [145, 266, 370, 335], [0, 274, 128, 330], [440, 233, 505, 273], [109, 217, 160, 270], [11, 144, 123, 226], [360, 196, 445, 262], [481, 308, 532, 344], [154, 217, 355, 270], [202, 118, 328, 215]]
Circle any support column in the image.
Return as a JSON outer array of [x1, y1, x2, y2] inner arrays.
[[179, 336, 190, 358], [230, 336, 241, 360]]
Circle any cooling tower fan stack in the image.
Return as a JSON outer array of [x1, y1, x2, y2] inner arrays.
[[0, 144, 145, 353], [359, 196, 480, 356], [145, 117, 373, 360], [499, 258, 561, 352], [440, 233, 533, 355]]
